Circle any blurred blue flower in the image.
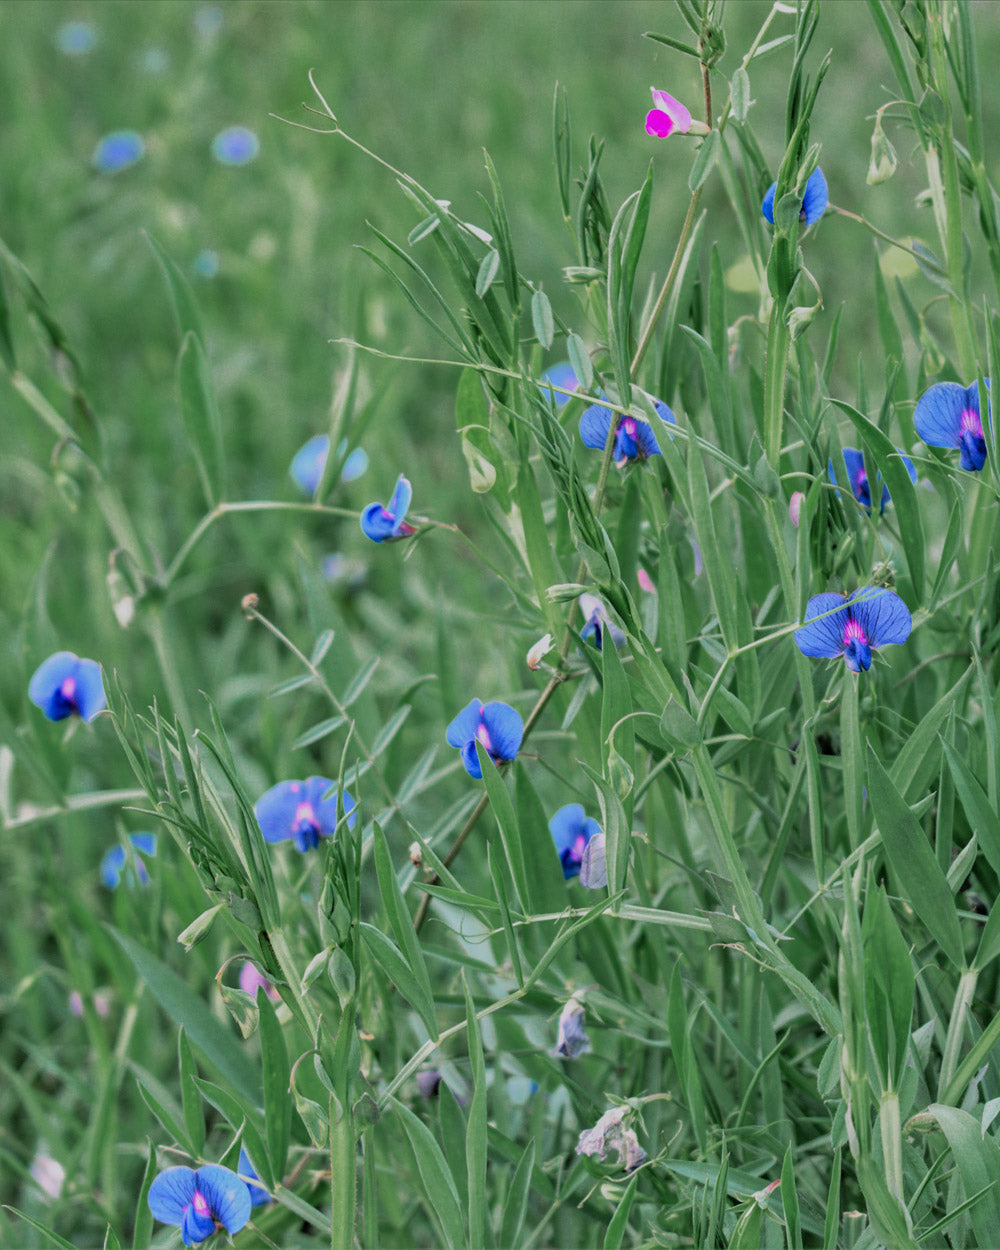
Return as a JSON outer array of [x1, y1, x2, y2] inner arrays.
[[762, 167, 828, 227], [148, 1164, 251, 1246], [56, 20, 97, 55], [579, 594, 625, 651], [29, 651, 106, 722], [194, 5, 224, 37], [549, 804, 601, 879], [139, 47, 170, 74], [193, 249, 219, 279], [360, 474, 416, 542], [211, 126, 259, 166], [914, 378, 990, 472], [291, 435, 368, 495], [92, 131, 145, 174], [539, 361, 578, 408], [794, 586, 911, 673], [828, 447, 916, 514], [446, 699, 524, 779], [100, 833, 156, 890], [255, 777, 357, 852], [237, 1149, 271, 1208], [579, 400, 672, 463]]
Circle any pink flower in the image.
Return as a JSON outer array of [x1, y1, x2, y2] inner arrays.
[[239, 961, 281, 1003], [789, 491, 805, 527], [645, 88, 693, 138], [637, 569, 655, 594]]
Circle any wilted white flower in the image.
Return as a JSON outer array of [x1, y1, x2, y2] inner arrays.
[[526, 633, 554, 670], [576, 1105, 646, 1172]]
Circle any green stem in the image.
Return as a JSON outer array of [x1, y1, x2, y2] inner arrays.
[[329, 1096, 357, 1250], [763, 303, 791, 467], [879, 1090, 905, 1208], [937, 966, 977, 1099]]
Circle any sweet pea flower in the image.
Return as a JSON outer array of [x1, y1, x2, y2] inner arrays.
[[762, 167, 828, 227], [29, 651, 106, 722], [239, 961, 281, 1003], [526, 633, 554, 670], [579, 400, 673, 464], [645, 88, 693, 138], [794, 586, 911, 673], [30, 1153, 66, 1200], [788, 491, 806, 527], [254, 777, 357, 852], [148, 1164, 252, 1246], [360, 475, 417, 542], [237, 1148, 271, 1207], [637, 568, 655, 593], [446, 699, 524, 779], [100, 832, 156, 889], [552, 996, 590, 1058], [291, 434, 368, 494], [828, 447, 916, 514], [549, 804, 601, 879], [539, 362, 578, 408], [914, 378, 990, 472], [577, 1106, 646, 1173], [579, 594, 626, 651]]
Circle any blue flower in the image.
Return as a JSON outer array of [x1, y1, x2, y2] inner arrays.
[[291, 435, 368, 495], [914, 379, 990, 472], [100, 833, 156, 889], [92, 131, 145, 174], [762, 167, 828, 227], [255, 777, 357, 852], [539, 362, 578, 408], [549, 804, 601, 879], [193, 249, 219, 279], [211, 126, 259, 166], [794, 586, 911, 673], [56, 20, 97, 55], [579, 400, 672, 463], [360, 475, 417, 542], [237, 1149, 271, 1208], [446, 699, 524, 779], [29, 652, 106, 722], [148, 1164, 252, 1246], [553, 996, 590, 1058], [828, 447, 916, 514], [579, 594, 626, 651]]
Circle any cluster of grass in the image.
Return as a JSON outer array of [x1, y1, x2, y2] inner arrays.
[[5, 1, 1000, 1247]]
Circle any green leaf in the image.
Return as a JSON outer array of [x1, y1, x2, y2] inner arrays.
[[688, 129, 721, 193], [866, 747, 965, 969], [178, 1028, 205, 1156], [925, 1105, 1000, 1248], [514, 770, 571, 915], [177, 331, 224, 507], [567, 332, 593, 391], [863, 886, 914, 1091], [132, 1140, 158, 1250], [475, 249, 500, 298], [499, 1139, 535, 1249], [604, 1174, 638, 1249], [478, 744, 530, 912], [258, 990, 291, 1182], [2, 1208, 78, 1250], [942, 739, 1000, 881], [146, 232, 205, 344], [731, 68, 751, 123], [531, 289, 554, 349], [464, 978, 488, 1250], [360, 922, 438, 1038], [112, 930, 262, 1100], [372, 821, 437, 1024], [390, 1098, 466, 1250]]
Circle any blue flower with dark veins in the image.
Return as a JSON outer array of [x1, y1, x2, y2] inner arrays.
[[237, 1149, 271, 1208], [255, 777, 357, 852], [29, 652, 106, 722], [147, 1164, 252, 1247], [291, 435, 368, 495], [579, 594, 626, 651], [100, 833, 156, 889], [360, 474, 417, 542], [762, 167, 828, 226], [580, 400, 672, 464], [794, 586, 911, 673], [549, 804, 601, 879], [914, 378, 991, 472], [446, 699, 524, 779], [828, 447, 916, 514]]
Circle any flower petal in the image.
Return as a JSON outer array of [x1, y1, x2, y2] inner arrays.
[[303, 777, 357, 832], [290, 434, 329, 494], [387, 475, 412, 531], [460, 739, 483, 779], [237, 1148, 271, 1207], [360, 502, 396, 542], [130, 832, 157, 856], [801, 167, 828, 225], [194, 1164, 252, 1235], [548, 804, 587, 857], [846, 587, 912, 649], [914, 381, 966, 449], [480, 702, 524, 761], [645, 108, 675, 138], [72, 658, 106, 721], [148, 1166, 198, 1225], [649, 88, 692, 133], [539, 362, 577, 408], [629, 416, 661, 458], [761, 182, 777, 224], [446, 699, 483, 748], [653, 399, 676, 440], [28, 652, 79, 719], [100, 845, 125, 889], [338, 440, 368, 482], [579, 404, 614, 451], [254, 779, 305, 843], [794, 593, 850, 658]]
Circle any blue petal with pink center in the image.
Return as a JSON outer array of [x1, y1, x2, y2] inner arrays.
[[549, 803, 601, 879], [255, 777, 357, 851], [914, 379, 990, 472], [446, 698, 524, 779], [828, 447, 917, 514], [794, 587, 911, 673], [29, 651, 106, 722], [579, 400, 673, 463], [360, 474, 417, 542], [148, 1164, 252, 1246]]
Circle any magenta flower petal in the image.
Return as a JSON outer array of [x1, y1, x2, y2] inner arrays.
[[648, 88, 692, 135]]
